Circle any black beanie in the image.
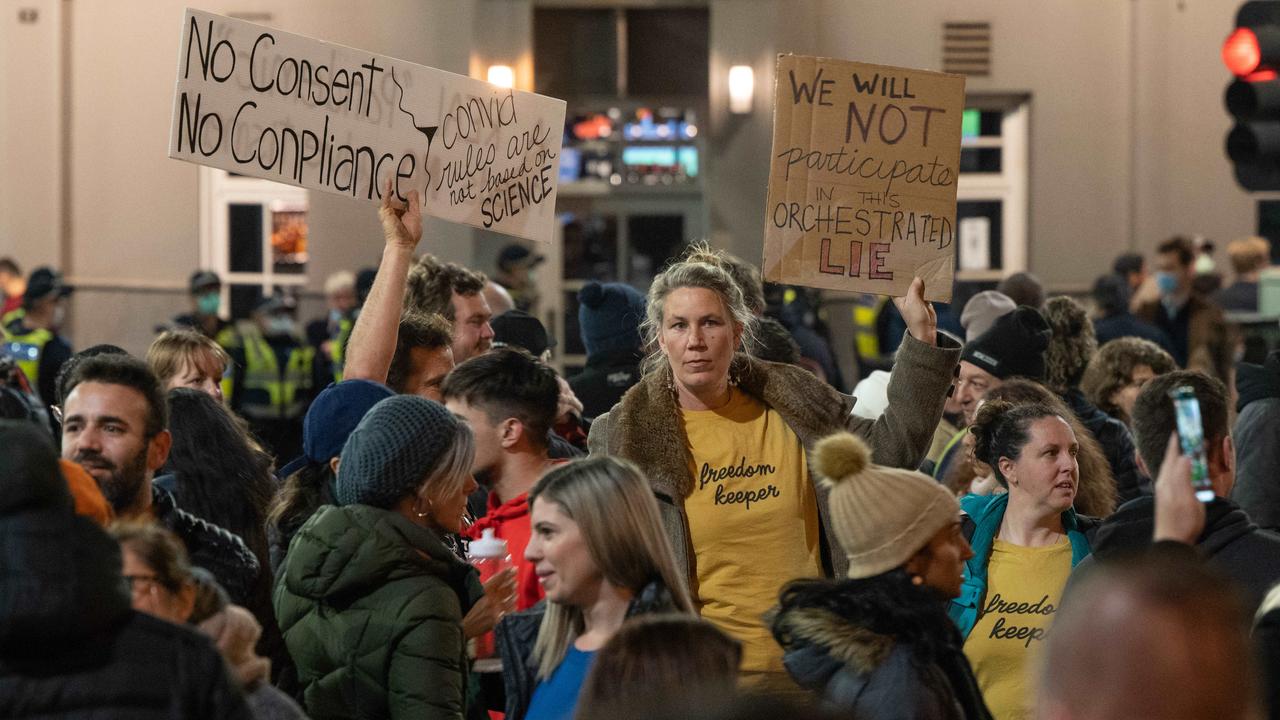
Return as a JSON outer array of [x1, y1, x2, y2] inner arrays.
[[960, 305, 1052, 380]]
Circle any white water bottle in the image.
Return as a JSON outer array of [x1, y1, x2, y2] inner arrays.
[[467, 528, 510, 658]]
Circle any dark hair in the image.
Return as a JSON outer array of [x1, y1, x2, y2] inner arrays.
[[1130, 371, 1228, 478], [1091, 274, 1131, 316], [575, 615, 741, 720], [984, 380, 1118, 516], [404, 254, 486, 321], [1156, 236, 1196, 267], [1112, 253, 1144, 277], [996, 272, 1046, 309], [65, 354, 167, 438], [54, 344, 129, 406], [163, 388, 274, 564], [1080, 337, 1177, 424], [189, 566, 230, 625], [110, 520, 192, 594], [266, 461, 336, 565], [386, 311, 453, 393], [441, 347, 558, 448], [749, 316, 800, 364], [0, 258, 19, 276], [969, 399, 1065, 487]]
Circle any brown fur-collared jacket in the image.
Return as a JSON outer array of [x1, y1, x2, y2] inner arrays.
[[586, 333, 960, 584]]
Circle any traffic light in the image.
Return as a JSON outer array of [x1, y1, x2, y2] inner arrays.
[[1224, 1, 1280, 190]]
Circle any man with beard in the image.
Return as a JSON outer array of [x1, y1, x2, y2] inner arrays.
[[60, 353, 259, 604]]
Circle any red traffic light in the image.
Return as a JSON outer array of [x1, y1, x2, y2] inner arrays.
[[1226, 27, 1263, 76]]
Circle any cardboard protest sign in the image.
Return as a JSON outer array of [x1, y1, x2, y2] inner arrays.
[[763, 55, 965, 301], [169, 9, 566, 243]]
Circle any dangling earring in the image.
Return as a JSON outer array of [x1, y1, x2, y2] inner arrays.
[[414, 496, 433, 519]]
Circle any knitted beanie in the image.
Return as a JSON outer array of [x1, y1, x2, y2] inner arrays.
[[960, 290, 1016, 343], [960, 305, 1052, 381], [578, 282, 646, 357], [336, 395, 460, 509], [813, 432, 960, 579]]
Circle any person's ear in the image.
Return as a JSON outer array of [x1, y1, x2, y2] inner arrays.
[[733, 321, 745, 351], [1134, 447, 1150, 478], [499, 417, 522, 449], [997, 457, 1016, 485], [330, 457, 341, 475], [147, 430, 172, 472]]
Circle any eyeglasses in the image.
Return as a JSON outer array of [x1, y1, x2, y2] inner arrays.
[[123, 574, 161, 592]]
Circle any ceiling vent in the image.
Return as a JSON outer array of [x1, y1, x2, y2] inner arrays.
[[943, 22, 991, 77]]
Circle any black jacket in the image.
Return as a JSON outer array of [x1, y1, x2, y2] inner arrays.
[[567, 348, 643, 420], [152, 485, 260, 606], [1093, 312, 1174, 354], [1256, 604, 1280, 720], [0, 425, 251, 720], [1085, 495, 1280, 612], [1062, 389, 1148, 503], [495, 580, 682, 720], [1234, 351, 1280, 532], [772, 576, 992, 720]]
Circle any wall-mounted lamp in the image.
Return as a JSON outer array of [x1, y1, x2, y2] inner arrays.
[[487, 65, 515, 89], [728, 65, 754, 114]]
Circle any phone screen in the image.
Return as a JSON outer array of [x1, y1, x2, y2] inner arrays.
[[1168, 386, 1215, 503]]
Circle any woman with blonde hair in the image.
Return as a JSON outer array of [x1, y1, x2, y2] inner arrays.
[[146, 329, 231, 402], [588, 244, 960, 691], [497, 456, 694, 720]]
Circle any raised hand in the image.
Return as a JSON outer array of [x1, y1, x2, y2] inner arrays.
[[378, 177, 423, 250], [892, 276, 938, 346], [1153, 432, 1206, 545]]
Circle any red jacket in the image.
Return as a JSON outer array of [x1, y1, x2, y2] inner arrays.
[[465, 492, 543, 610]]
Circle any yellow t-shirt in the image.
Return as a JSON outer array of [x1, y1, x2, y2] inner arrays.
[[963, 538, 1073, 720], [681, 388, 823, 685]]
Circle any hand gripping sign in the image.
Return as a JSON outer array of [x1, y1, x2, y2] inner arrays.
[[169, 8, 567, 244], [762, 55, 965, 301]]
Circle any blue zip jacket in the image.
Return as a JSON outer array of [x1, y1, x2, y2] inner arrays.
[[949, 493, 1095, 639]]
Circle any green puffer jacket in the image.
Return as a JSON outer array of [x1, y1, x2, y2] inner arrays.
[[274, 504, 483, 720]]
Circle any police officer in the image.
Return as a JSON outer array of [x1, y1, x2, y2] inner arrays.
[[228, 293, 318, 460], [173, 270, 237, 347], [2, 267, 73, 407]]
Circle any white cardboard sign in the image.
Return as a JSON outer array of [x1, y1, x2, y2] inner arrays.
[[169, 8, 566, 243]]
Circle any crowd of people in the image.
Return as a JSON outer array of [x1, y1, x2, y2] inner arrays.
[[3, 185, 1280, 720]]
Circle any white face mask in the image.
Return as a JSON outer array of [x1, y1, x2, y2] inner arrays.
[[267, 316, 295, 336], [52, 305, 66, 329]]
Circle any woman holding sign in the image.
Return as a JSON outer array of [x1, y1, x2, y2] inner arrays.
[[586, 244, 960, 694], [950, 399, 1099, 720]]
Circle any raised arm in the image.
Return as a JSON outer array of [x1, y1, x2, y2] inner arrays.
[[343, 179, 422, 385]]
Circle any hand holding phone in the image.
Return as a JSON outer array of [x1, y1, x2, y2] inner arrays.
[[1167, 386, 1215, 503]]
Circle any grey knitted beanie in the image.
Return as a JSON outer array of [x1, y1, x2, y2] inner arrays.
[[336, 395, 461, 509]]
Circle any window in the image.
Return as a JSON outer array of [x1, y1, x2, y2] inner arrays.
[[955, 100, 1028, 280], [199, 168, 309, 319]]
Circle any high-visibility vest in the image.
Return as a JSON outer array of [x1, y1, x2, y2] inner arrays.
[[1, 324, 53, 396], [215, 325, 240, 403], [238, 328, 315, 421], [1, 308, 25, 327], [852, 294, 890, 369], [331, 315, 354, 382]]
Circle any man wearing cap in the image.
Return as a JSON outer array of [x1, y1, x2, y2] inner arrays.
[[568, 281, 646, 419], [227, 294, 319, 460], [2, 267, 73, 407], [173, 271, 236, 345], [931, 306, 1053, 481], [494, 244, 543, 313]]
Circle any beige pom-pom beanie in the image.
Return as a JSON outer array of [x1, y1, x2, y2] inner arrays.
[[813, 432, 961, 579]]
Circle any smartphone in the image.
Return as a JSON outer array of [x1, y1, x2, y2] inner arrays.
[[1168, 386, 1215, 503]]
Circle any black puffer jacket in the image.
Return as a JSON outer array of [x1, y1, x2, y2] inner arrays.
[[152, 485, 260, 606], [772, 575, 992, 720], [495, 580, 682, 720], [1085, 495, 1280, 612], [0, 422, 251, 720], [567, 348, 644, 420], [1234, 350, 1280, 532], [1062, 389, 1148, 502]]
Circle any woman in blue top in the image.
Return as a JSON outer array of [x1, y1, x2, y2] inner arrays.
[[497, 457, 694, 720]]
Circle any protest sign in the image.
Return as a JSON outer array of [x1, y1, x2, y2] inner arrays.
[[169, 9, 566, 243], [762, 55, 965, 301]]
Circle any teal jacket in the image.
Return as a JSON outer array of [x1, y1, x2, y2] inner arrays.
[[948, 493, 1096, 639]]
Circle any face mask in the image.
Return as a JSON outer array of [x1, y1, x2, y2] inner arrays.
[[328, 309, 344, 325], [1155, 272, 1179, 296], [268, 316, 295, 336], [197, 292, 221, 315], [52, 305, 66, 329], [1195, 254, 1216, 275]]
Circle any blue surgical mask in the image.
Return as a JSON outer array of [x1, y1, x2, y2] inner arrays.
[[197, 292, 221, 315], [268, 316, 296, 336], [1155, 272, 1179, 296]]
